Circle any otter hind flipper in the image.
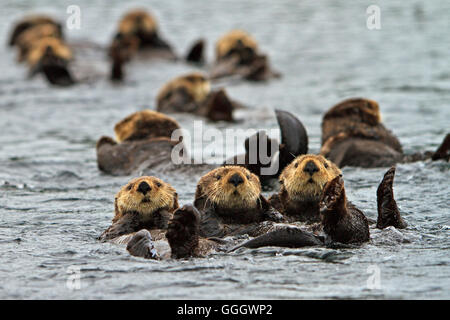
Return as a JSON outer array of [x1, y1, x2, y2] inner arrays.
[[376, 166, 407, 229], [228, 227, 323, 252], [185, 39, 204, 64], [432, 133, 450, 161], [126, 229, 160, 260], [275, 110, 308, 170], [204, 89, 234, 122]]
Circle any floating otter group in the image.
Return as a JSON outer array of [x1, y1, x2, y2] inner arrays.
[[96, 101, 448, 260], [8, 9, 449, 261]]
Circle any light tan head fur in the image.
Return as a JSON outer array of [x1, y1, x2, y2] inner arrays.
[[279, 154, 341, 202], [114, 110, 180, 143], [26, 37, 72, 67], [113, 176, 178, 222], [118, 9, 158, 35], [196, 166, 261, 210], [216, 29, 258, 60], [157, 72, 211, 106]]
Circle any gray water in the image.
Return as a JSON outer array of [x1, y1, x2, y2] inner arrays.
[[0, 0, 449, 299]]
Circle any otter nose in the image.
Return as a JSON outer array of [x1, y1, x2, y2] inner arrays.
[[303, 161, 319, 175], [228, 173, 244, 187], [137, 181, 151, 195]]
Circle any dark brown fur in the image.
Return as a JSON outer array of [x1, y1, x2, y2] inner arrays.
[[321, 98, 449, 167], [376, 167, 407, 229], [319, 176, 370, 243]]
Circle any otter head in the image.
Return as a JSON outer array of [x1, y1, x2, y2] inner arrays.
[[9, 15, 62, 47], [216, 29, 258, 64], [323, 98, 381, 126], [157, 72, 211, 107], [16, 23, 63, 61], [195, 166, 261, 211], [118, 9, 158, 40], [114, 110, 181, 143], [114, 176, 178, 222], [279, 154, 341, 203]]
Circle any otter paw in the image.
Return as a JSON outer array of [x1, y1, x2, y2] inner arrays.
[[319, 176, 344, 214], [166, 204, 200, 259], [126, 229, 159, 260]]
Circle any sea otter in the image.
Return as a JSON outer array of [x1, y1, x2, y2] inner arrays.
[[8, 15, 63, 47], [193, 166, 284, 238], [210, 29, 280, 81], [231, 165, 405, 250], [320, 98, 449, 167], [99, 176, 179, 244], [96, 109, 307, 182], [156, 72, 246, 122], [96, 110, 182, 175], [8, 15, 74, 86]]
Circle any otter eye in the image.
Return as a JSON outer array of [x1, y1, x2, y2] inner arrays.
[[294, 163, 299, 168], [246, 175, 250, 180], [156, 181, 162, 187], [216, 175, 221, 180], [127, 184, 132, 190], [324, 163, 329, 168]]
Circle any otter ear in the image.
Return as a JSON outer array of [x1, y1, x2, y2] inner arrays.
[[276, 110, 308, 168]]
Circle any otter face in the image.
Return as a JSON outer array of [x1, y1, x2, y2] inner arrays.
[[118, 9, 158, 36], [115, 176, 177, 221], [157, 72, 211, 105], [280, 155, 341, 202], [198, 166, 261, 210], [216, 29, 258, 62], [114, 110, 180, 143]]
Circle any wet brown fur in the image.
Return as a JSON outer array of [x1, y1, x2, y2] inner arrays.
[[319, 176, 370, 243], [114, 110, 180, 143], [194, 166, 283, 238], [320, 98, 404, 167]]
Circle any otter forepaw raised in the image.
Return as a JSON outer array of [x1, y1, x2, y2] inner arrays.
[[319, 176, 344, 214], [126, 229, 160, 260], [166, 204, 200, 259]]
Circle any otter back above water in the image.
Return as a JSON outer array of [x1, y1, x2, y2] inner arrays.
[[0, 0, 449, 299]]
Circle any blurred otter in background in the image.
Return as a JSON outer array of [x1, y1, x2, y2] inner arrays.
[[9, 14, 75, 86], [210, 29, 280, 81], [108, 9, 204, 81], [156, 72, 247, 122], [320, 98, 449, 167], [8, 15, 63, 47]]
